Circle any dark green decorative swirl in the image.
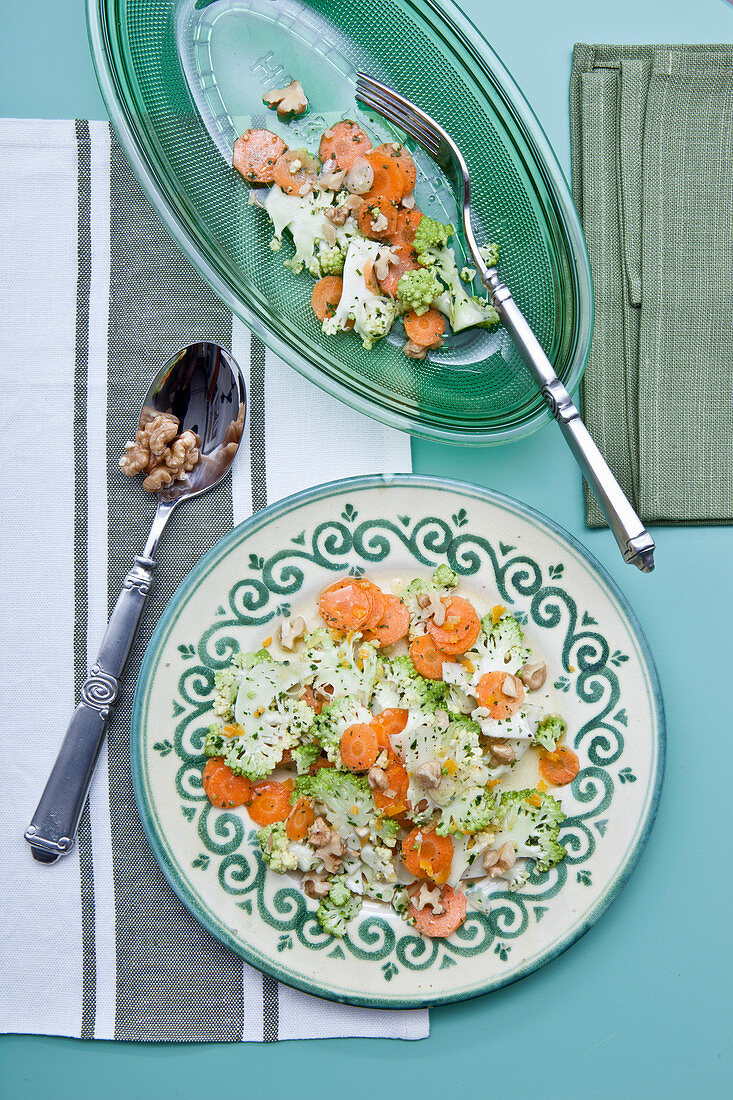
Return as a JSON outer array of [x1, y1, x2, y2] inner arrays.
[[198, 802, 245, 855], [345, 916, 396, 961]]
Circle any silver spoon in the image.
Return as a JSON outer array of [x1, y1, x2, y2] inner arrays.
[[25, 342, 247, 864]]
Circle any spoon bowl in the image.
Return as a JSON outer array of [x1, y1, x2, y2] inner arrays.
[[141, 341, 246, 505], [25, 342, 246, 863]]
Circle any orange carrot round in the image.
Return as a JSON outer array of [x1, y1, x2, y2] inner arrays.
[[311, 275, 343, 322], [363, 143, 415, 201], [539, 744, 580, 786], [340, 723, 379, 771], [318, 578, 373, 632], [202, 758, 255, 809], [426, 596, 480, 654], [370, 707, 409, 746], [357, 194, 399, 240], [362, 593, 410, 647], [272, 148, 320, 195], [392, 207, 423, 246], [248, 780, 293, 826], [308, 755, 336, 775], [286, 796, 316, 841], [402, 827, 453, 883], [409, 634, 447, 679], [372, 760, 410, 816], [377, 244, 421, 297], [408, 883, 467, 938], [354, 579, 386, 630], [403, 308, 446, 348], [318, 119, 372, 170], [233, 129, 288, 184], [476, 671, 525, 720]]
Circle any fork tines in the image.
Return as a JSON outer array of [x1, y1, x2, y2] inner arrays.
[[355, 72, 440, 156]]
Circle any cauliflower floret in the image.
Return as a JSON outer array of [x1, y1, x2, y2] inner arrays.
[[401, 711, 489, 827], [379, 654, 449, 714], [425, 245, 499, 332], [295, 768, 395, 848], [256, 822, 298, 873], [303, 628, 378, 706], [265, 185, 344, 276], [315, 877, 362, 937], [317, 242, 346, 276], [490, 789, 567, 875], [401, 565, 459, 637], [322, 236, 398, 348], [205, 697, 312, 780]]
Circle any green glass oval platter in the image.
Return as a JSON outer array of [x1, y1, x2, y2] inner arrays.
[[88, 0, 592, 444], [131, 476, 663, 1008]]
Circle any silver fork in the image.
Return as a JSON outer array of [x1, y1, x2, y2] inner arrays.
[[355, 72, 655, 573]]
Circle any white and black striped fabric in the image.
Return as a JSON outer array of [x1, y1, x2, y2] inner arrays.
[[0, 119, 426, 1042]]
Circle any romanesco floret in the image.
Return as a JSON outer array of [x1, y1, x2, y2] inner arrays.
[[533, 713, 567, 752], [425, 245, 500, 332], [413, 215, 454, 258], [291, 741, 321, 774], [460, 266, 476, 282], [480, 611, 530, 667], [401, 565, 459, 633], [396, 267, 441, 315], [256, 822, 298, 873], [435, 784, 498, 836], [490, 789, 566, 875], [317, 243, 345, 276], [212, 667, 238, 718], [479, 242, 499, 267], [432, 564, 459, 589], [295, 768, 375, 833], [382, 654, 449, 713], [316, 877, 362, 937], [311, 695, 373, 766]]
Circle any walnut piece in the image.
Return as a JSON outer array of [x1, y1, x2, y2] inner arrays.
[[483, 841, 516, 878], [120, 413, 202, 494], [262, 79, 309, 122], [301, 871, 330, 899], [279, 615, 306, 650], [307, 816, 345, 873], [518, 660, 547, 691]]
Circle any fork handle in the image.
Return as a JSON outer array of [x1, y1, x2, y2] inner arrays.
[[486, 273, 655, 572], [24, 554, 156, 863]]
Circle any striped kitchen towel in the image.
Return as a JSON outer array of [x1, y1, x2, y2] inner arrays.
[[0, 119, 424, 1042]]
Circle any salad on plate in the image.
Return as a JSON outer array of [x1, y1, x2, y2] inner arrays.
[[233, 89, 500, 359], [201, 567, 578, 940]]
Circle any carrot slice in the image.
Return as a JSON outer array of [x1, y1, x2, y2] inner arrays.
[[354, 579, 386, 630], [403, 308, 446, 347], [363, 143, 415, 201], [311, 275, 343, 322], [340, 723, 379, 771], [378, 244, 421, 297], [408, 883, 467, 938], [362, 593, 410, 647], [409, 634, 447, 680], [272, 148, 320, 195], [402, 827, 453, 883], [233, 129, 288, 184], [202, 758, 255, 809], [318, 578, 373, 632], [392, 207, 423, 246], [370, 707, 409, 742], [301, 685, 323, 715], [476, 671, 525, 720], [539, 744, 580, 787], [286, 796, 316, 841], [427, 596, 481, 655], [373, 760, 410, 816], [248, 780, 294, 826], [318, 119, 372, 170], [357, 194, 399, 240]]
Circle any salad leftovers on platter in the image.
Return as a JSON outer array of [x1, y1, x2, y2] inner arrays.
[[233, 92, 500, 359], [200, 568, 578, 940]]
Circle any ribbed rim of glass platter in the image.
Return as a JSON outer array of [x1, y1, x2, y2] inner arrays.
[[87, 0, 593, 446]]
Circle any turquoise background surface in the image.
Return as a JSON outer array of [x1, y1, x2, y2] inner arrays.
[[1, 0, 731, 1096]]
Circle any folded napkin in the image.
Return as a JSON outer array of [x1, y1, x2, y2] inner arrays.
[[0, 119, 424, 1042], [570, 44, 733, 527]]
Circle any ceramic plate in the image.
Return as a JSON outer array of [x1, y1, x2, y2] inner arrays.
[[131, 476, 664, 1007]]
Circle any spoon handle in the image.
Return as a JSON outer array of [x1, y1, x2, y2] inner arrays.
[[485, 271, 656, 573], [24, 554, 156, 863]]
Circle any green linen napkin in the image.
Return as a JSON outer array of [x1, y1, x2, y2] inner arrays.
[[570, 44, 733, 527]]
